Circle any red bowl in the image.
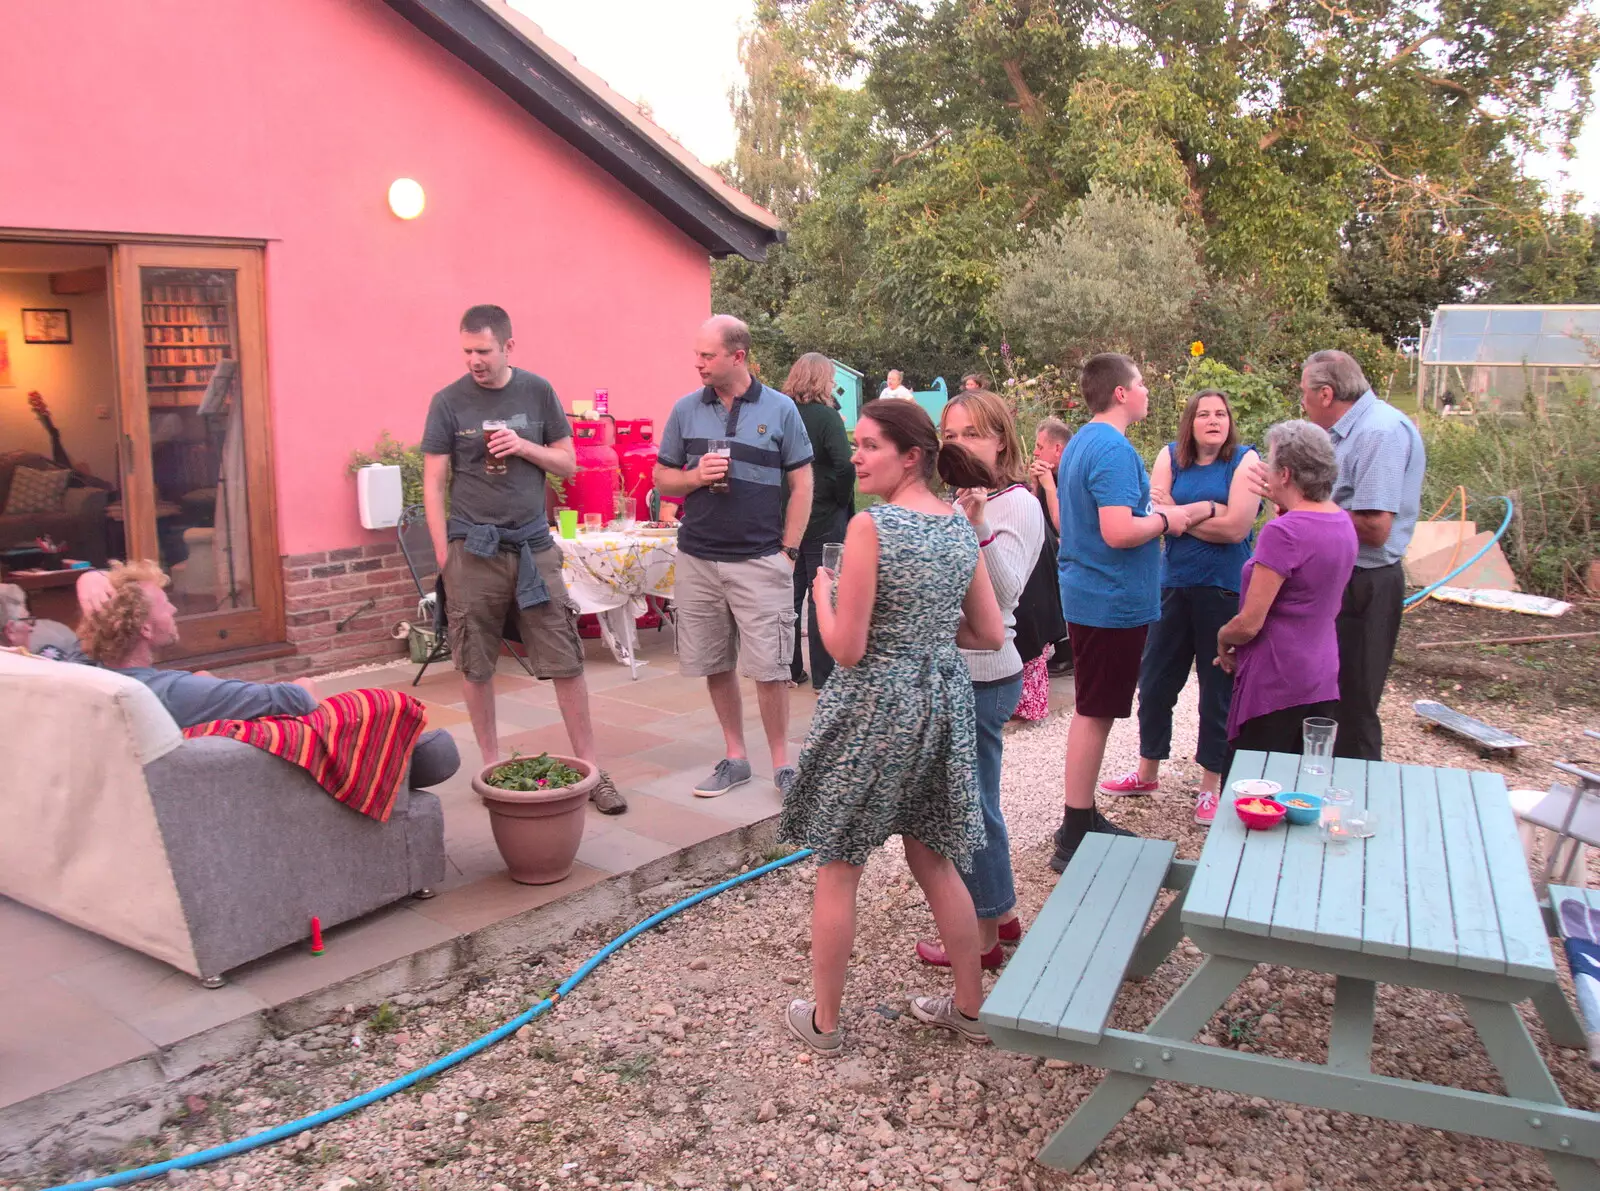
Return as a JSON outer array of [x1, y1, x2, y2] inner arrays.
[[1234, 796, 1287, 830]]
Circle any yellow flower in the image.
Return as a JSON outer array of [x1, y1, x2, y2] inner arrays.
[[1190, 340, 1205, 357]]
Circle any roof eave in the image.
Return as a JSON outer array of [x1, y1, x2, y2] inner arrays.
[[384, 0, 783, 262]]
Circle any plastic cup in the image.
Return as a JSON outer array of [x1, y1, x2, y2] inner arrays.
[[1345, 808, 1378, 839], [621, 497, 637, 527], [558, 509, 579, 540], [1302, 717, 1337, 776], [821, 542, 844, 575]]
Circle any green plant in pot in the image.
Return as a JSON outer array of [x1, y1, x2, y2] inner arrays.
[[472, 751, 597, 885]]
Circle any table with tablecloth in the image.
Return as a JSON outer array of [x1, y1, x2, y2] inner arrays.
[[552, 531, 677, 677]]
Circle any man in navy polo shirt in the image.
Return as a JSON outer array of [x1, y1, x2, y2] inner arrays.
[[654, 316, 814, 798]]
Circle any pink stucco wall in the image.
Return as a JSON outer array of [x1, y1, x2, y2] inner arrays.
[[0, 0, 712, 554]]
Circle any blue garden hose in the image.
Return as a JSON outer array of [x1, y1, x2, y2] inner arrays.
[[45, 848, 815, 1191], [1401, 494, 1515, 608]]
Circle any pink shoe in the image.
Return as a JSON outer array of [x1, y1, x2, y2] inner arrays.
[[1098, 772, 1159, 796], [1194, 789, 1219, 824]]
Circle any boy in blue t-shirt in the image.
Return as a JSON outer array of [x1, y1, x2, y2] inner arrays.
[[1052, 354, 1193, 872]]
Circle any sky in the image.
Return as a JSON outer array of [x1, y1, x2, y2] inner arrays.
[[509, 0, 1600, 214]]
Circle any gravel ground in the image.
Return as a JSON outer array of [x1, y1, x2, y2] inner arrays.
[[27, 681, 1600, 1191]]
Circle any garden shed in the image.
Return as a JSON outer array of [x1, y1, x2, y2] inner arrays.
[[1418, 304, 1600, 414]]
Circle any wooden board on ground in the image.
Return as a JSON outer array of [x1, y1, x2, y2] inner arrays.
[[1413, 700, 1533, 756], [1404, 531, 1519, 591], [1404, 520, 1477, 585]]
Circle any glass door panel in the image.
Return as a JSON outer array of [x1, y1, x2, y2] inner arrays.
[[112, 244, 281, 659], [140, 267, 253, 615]]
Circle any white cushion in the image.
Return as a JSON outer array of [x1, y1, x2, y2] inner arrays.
[[0, 648, 182, 765]]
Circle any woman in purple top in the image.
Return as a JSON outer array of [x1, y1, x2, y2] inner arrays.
[[1215, 420, 1358, 759]]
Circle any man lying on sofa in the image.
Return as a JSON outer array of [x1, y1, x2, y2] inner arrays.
[[70, 561, 459, 788]]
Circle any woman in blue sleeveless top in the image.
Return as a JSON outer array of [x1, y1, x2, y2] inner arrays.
[[1097, 390, 1261, 823]]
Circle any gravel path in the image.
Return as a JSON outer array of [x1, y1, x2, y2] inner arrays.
[[29, 681, 1600, 1191]]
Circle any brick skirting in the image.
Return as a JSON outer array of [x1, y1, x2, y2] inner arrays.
[[216, 542, 418, 680]]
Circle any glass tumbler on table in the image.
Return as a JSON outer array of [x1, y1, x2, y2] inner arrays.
[[583, 512, 603, 533], [1302, 717, 1337, 776], [707, 438, 733, 494]]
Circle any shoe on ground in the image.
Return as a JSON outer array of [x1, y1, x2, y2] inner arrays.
[[915, 939, 1005, 969], [1098, 771, 1159, 796], [998, 917, 1023, 945], [774, 765, 797, 796], [790, 670, 809, 686], [784, 999, 842, 1056], [909, 995, 989, 1045], [1049, 809, 1142, 873], [693, 757, 752, 798], [589, 770, 627, 815], [1194, 789, 1220, 825], [1047, 657, 1075, 676]]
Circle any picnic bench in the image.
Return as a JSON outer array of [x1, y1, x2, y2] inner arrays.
[[982, 751, 1600, 1190]]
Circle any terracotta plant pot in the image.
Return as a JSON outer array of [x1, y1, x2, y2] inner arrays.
[[473, 755, 596, 885]]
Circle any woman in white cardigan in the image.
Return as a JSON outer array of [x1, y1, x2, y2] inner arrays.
[[915, 389, 1044, 969]]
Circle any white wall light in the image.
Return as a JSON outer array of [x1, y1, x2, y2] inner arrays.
[[388, 178, 426, 220]]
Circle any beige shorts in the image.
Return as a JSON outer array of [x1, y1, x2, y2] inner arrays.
[[674, 551, 795, 682], [443, 541, 585, 683]]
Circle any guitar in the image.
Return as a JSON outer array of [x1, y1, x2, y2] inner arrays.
[[26, 391, 71, 470]]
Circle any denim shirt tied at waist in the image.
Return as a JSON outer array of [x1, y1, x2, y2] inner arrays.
[[446, 516, 554, 609]]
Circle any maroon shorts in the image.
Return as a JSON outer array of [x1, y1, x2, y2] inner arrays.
[[1067, 622, 1148, 719]]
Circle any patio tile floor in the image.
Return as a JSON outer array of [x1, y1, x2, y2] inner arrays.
[[0, 631, 813, 1118]]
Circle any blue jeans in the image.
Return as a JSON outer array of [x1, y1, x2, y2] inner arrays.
[[961, 675, 1022, 920], [1136, 586, 1237, 776]]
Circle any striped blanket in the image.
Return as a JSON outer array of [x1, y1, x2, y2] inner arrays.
[[182, 688, 427, 822]]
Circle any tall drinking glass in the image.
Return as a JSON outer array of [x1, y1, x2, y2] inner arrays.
[[482, 419, 509, 476], [1303, 717, 1337, 776], [821, 542, 844, 575], [707, 438, 733, 494]]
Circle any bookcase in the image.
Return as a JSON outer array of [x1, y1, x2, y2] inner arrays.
[[142, 280, 236, 407]]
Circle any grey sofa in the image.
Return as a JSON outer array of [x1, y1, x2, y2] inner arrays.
[[0, 451, 110, 566], [145, 737, 447, 982], [0, 649, 446, 985]]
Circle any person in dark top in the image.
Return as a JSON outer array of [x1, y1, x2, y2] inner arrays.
[[782, 353, 855, 690], [420, 305, 623, 812], [72, 563, 459, 786]]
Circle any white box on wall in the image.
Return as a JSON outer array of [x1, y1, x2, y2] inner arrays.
[[357, 464, 403, 529]]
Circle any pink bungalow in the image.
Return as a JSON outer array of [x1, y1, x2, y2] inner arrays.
[[0, 0, 779, 675]]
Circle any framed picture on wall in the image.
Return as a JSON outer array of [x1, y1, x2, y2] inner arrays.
[[21, 308, 71, 345]]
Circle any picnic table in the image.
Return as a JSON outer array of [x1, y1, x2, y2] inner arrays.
[[983, 751, 1600, 1190]]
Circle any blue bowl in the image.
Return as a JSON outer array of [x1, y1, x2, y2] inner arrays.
[[1279, 792, 1323, 825]]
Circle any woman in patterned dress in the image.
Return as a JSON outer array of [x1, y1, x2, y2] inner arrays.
[[780, 399, 1005, 1055]]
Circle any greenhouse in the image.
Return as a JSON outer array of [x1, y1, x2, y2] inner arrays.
[[1418, 304, 1600, 414]]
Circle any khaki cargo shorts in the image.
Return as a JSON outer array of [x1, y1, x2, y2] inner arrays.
[[674, 551, 795, 683], [444, 541, 584, 683]]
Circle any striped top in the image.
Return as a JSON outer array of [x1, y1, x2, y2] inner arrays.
[[962, 484, 1046, 683]]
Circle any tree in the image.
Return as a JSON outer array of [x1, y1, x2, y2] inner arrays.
[[993, 186, 1206, 366]]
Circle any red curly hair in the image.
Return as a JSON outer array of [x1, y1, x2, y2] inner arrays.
[[80, 560, 167, 666]]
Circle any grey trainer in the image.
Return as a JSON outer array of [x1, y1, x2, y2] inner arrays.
[[774, 765, 797, 795], [784, 999, 843, 1056], [909, 995, 990, 1045], [693, 757, 752, 798]]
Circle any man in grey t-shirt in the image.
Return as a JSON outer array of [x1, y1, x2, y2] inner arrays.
[[420, 305, 623, 812], [1300, 349, 1426, 761]]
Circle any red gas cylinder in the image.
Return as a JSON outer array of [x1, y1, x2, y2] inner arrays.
[[566, 418, 620, 524], [613, 418, 659, 512]]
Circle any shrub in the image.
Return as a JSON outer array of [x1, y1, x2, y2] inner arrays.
[[348, 432, 426, 511], [993, 185, 1206, 369], [1418, 394, 1600, 596]]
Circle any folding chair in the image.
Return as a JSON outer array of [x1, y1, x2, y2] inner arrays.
[[395, 505, 537, 686]]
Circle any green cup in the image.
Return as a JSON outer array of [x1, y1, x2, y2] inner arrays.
[[557, 509, 579, 540]]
